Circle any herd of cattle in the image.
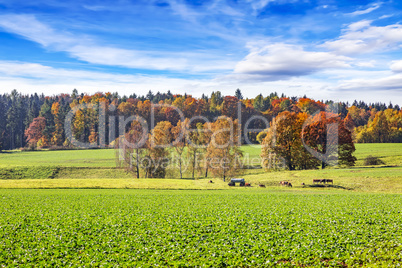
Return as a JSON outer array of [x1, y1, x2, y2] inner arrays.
[[225, 178, 334, 187], [279, 181, 293, 187]]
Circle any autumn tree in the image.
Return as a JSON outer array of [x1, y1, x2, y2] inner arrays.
[[261, 111, 310, 170], [186, 122, 209, 178], [24, 117, 46, 148], [171, 119, 190, 179], [302, 112, 356, 168], [355, 109, 402, 143], [221, 96, 240, 119], [144, 121, 173, 178], [118, 118, 148, 178], [206, 117, 242, 181]]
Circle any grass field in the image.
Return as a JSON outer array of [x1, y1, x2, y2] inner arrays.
[[241, 143, 402, 166], [0, 149, 116, 168], [0, 143, 400, 192], [0, 189, 401, 266], [1, 143, 400, 168]]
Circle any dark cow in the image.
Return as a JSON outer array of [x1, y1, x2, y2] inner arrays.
[[313, 179, 334, 184]]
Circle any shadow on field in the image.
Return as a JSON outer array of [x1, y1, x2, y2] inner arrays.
[[304, 184, 353, 190]]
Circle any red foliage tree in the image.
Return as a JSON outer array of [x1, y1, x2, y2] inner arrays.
[[25, 117, 46, 147]]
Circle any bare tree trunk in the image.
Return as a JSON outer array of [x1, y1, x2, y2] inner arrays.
[[179, 158, 182, 179], [192, 151, 196, 178], [136, 148, 140, 178]]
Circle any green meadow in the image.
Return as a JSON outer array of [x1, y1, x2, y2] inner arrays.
[[0, 143, 400, 192]]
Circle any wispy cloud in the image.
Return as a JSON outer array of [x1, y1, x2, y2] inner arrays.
[[322, 20, 402, 55], [164, 0, 200, 23], [336, 73, 402, 92], [0, 14, 236, 73], [246, 0, 274, 13], [347, 3, 382, 16]]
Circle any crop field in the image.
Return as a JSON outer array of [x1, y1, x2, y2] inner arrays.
[[0, 144, 401, 266], [0, 189, 401, 267]]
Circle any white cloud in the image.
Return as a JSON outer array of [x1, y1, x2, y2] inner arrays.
[[347, 20, 372, 31], [348, 3, 381, 16], [390, 60, 402, 73], [233, 43, 351, 79], [336, 73, 402, 92], [0, 14, 236, 72], [0, 60, 400, 104], [0, 60, 204, 96], [355, 60, 376, 68], [322, 21, 402, 55]]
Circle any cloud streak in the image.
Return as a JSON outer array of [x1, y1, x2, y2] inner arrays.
[[347, 3, 382, 16], [322, 20, 402, 55], [234, 43, 351, 80], [0, 14, 236, 73], [0, 60, 400, 104]]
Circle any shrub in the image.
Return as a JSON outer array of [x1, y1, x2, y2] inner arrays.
[[364, 155, 385, 165]]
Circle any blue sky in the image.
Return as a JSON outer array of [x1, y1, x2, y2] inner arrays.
[[0, 0, 401, 104]]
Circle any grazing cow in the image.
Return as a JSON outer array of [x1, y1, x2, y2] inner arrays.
[[245, 183, 251, 187], [208, 180, 213, 183], [280, 181, 293, 187], [302, 182, 305, 186], [326, 179, 333, 184], [259, 184, 266, 188]]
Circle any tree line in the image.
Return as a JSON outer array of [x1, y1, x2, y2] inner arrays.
[[0, 89, 401, 152]]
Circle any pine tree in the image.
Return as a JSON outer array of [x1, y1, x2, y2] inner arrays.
[[235, 88, 243, 100], [146, 90, 154, 102], [6, 90, 21, 149], [39, 100, 54, 147]]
